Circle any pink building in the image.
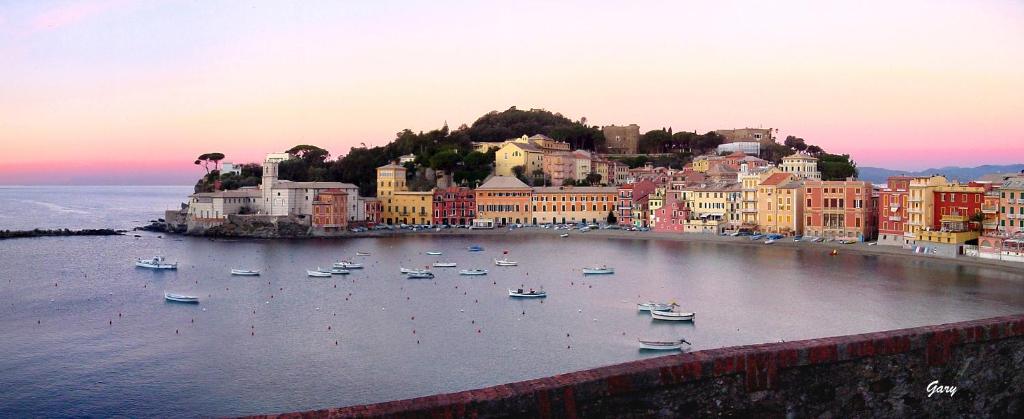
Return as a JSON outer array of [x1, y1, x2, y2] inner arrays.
[[652, 192, 688, 232], [803, 180, 878, 241], [617, 179, 656, 226]]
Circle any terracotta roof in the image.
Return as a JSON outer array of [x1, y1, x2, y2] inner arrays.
[[533, 186, 617, 194], [503, 141, 543, 152], [377, 163, 406, 169], [476, 175, 531, 190], [760, 172, 793, 187]]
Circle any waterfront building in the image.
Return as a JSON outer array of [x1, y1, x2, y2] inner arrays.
[[363, 197, 381, 226], [311, 189, 349, 232], [714, 127, 775, 145], [187, 188, 261, 221], [647, 187, 665, 229], [877, 176, 916, 246], [616, 179, 656, 226], [982, 192, 1000, 235], [601, 124, 640, 154], [632, 194, 651, 228], [803, 180, 877, 241], [739, 165, 778, 229], [258, 153, 361, 221], [756, 173, 804, 235], [651, 191, 688, 232], [907, 175, 948, 236], [376, 163, 433, 225], [998, 175, 1024, 235], [474, 176, 532, 226], [530, 186, 617, 225], [690, 182, 742, 232], [433, 186, 476, 226], [779, 153, 821, 180], [931, 183, 986, 230]]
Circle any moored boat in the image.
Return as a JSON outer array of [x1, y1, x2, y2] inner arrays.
[[135, 256, 177, 270], [330, 267, 351, 275], [432, 262, 457, 268], [459, 269, 488, 275], [560, 233, 569, 238], [406, 270, 434, 279], [355, 251, 371, 256], [637, 302, 676, 312], [651, 310, 695, 321], [333, 261, 363, 269], [508, 288, 546, 298], [582, 266, 614, 275], [764, 239, 776, 244], [230, 269, 260, 276], [164, 292, 198, 303], [638, 338, 691, 350], [307, 269, 332, 277], [426, 251, 442, 256], [399, 267, 413, 274], [467, 245, 484, 252], [494, 258, 518, 266]]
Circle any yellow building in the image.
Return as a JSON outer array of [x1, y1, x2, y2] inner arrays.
[[690, 182, 743, 230], [495, 140, 544, 178], [739, 166, 779, 227], [756, 172, 803, 235], [530, 186, 617, 225], [647, 187, 665, 226], [907, 175, 948, 236], [474, 176, 533, 226], [377, 163, 433, 225], [692, 155, 712, 173]]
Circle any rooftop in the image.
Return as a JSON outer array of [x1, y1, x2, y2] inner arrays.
[[476, 175, 531, 190]]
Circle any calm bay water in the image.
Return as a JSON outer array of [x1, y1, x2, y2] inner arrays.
[[1, 187, 1023, 417]]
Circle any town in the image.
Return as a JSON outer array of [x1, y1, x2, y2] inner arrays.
[[173, 125, 1024, 264]]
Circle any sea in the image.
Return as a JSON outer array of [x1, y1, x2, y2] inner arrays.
[[1, 186, 1023, 417]]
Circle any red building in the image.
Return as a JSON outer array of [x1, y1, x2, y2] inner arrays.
[[931, 183, 986, 230], [363, 197, 381, 227], [652, 192, 688, 232], [803, 180, 877, 241], [312, 189, 349, 231], [616, 179, 656, 226], [433, 186, 476, 226], [877, 176, 914, 246]]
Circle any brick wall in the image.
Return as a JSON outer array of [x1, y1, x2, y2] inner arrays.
[[256, 314, 1024, 418]]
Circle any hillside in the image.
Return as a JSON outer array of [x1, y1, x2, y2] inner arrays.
[[858, 164, 1024, 184]]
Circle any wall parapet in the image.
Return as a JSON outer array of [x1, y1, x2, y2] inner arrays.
[[255, 314, 1024, 418]]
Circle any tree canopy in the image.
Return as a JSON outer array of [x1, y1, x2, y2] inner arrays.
[[466, 106, 605, 151]]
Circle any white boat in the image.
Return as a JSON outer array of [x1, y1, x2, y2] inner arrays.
[[638, 338, 691, 350], [494, 258, 518, 266], [426, 251, 443, 256], [560, 233, 569, 238], [355, 251, 371, 256], [230, 269, 260, 276], [582, 266, 614, 275], [508, 288, 546, 298], [459, 269, 488, 276], [333, 261, 363, 269], [651, 310, 695, 321], [764, 239, 776, 245], [432, 262, 457, 268], [330, 267, 351, 275], [135, 256, 177, 270], [400, 267, 414, 274], [164, 292, 198, 303], [407, 270, 434, 279], [307, 269, 332, 278], [637, 302, 676, 312]]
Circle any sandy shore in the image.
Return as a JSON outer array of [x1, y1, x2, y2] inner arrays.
[[321, 226, 1024, 275]]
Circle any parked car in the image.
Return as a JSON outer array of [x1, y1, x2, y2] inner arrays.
[[750, 234, 765, 240]]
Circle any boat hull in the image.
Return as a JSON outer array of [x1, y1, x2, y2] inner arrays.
[[230, 270, 260, 276], [307, 270, 332, 277], [638, 340, 684, 350], [582, 268, 614, 275], [459, 270, 488, 275], [508, 289, 546, 298], [637, 303, 674, 312], [651, 311, 695, 321], [494, 259, 518, 266], [164, 293, 198, 303], [432, 263, 457, 268]]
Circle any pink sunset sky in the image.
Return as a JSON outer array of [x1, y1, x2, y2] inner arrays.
[[1, 0, 1022, 185]]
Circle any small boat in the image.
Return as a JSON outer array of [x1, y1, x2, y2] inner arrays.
[[764, 239, 776, 245], [164, 292, 198, 303], [560, 233, 569, 238], [459, 269, 488, 276], [135, 256, 177, 270], [508, 288, 546, 298], [355, 251, 371, 256], [307, 269, 332, 278], [638, 338, 691, 350], [582, 266, 614, 275], [467, 245, 484, 252], [426, 251, 443, 256], [407, 270, 434, 279], [333, 261, 363, 269], [494, 258, 518, 266], [637, 302, 676, 312], [230, 269, 260, 276], [651, 310, 695, 321], [330, 267, 351, 275], [432, 262, 457, 268], [399, 267, 414, 274]]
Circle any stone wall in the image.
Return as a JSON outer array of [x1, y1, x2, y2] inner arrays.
[[258, 314, 1024, 418]]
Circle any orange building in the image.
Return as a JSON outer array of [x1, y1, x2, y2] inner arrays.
[[312, 189, 349, 231], [474, 176, 532, 227], [803, 180, 877, 241]]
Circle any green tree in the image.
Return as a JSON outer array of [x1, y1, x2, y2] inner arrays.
[[818, 153, 858, 180], [639, 129, 672, 153], [429, 149, 461, 173], [784, 135, 808, 151], [287, 145, 330, 164], [194, 152, 226, 174], [584, 173, 602, 186], [512, 165, 528, 184], [606, 211, 617, 224]]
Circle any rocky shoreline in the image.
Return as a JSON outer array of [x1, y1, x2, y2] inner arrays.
[[0, 228, 125, 240]]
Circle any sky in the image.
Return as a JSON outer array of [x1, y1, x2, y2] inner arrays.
[[1, 0, 1022, 184]]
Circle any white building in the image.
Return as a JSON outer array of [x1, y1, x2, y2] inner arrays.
[[717, 142, 761, 156], [398, 154, 416, 164], [187, 188, 260, 220], [220, 162, 243, 175], [780, 153, 821, 180], [259, 153, 362, 221]]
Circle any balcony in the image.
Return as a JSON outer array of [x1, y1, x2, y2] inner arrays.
[[916, 230, 980, 244], [888, 216, 902, 222], [981, 205, 998, 214], [983, 221, 998, 230]]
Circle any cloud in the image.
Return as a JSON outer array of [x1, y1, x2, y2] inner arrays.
[[29, 0, 128, 33]]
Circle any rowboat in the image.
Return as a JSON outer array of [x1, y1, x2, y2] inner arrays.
[[135, 256, 177, 270], [164, 292, 198, 303], [651, 310, 695, 321], [407, 270, 434, 279], [307, 269, 332, 277], [508, 288, 546, 298], [355, 251, 371, 256], [582, 266, 614, 275], [638, 338, 691, 350], [333, 261, 363, 269], [764, 239, 776, 245], [330, 267, 351, 275], [432, 262, 457, 268], [230, 269, 260, 276], [637, 302, 676, 312], [399, 267, 413, 274], [560, 233, 569, 238], [459, 269, 488, 275], [494, 258, 518, 266], [426, 251, 442, 256], [467, 245, 484, 252]]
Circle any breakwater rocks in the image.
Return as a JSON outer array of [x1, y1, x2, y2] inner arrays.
[[261, 314, 1024, 418], [0, 228, 124, 240], [190, 215, 311, 238]]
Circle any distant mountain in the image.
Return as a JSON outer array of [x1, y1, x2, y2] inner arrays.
[[858, 164, 1024, 184]]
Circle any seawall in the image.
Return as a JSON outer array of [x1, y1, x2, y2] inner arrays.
[[257, 314, 1024, 418]]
